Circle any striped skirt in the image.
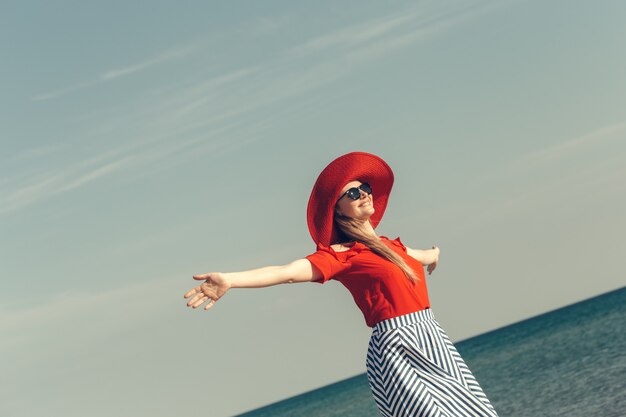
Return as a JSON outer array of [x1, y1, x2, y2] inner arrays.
[[366, 309, 499, 417]]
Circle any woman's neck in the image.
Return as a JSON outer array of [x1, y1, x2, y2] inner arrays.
[[361, 219, 377, 238]]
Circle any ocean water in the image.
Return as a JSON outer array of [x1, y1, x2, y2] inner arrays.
[[236, 287, 626, 417]]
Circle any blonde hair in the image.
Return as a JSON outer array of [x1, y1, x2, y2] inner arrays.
[[334, 214, 418, 283]]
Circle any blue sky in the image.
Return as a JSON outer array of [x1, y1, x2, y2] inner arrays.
[[1, 1, 625, 416]]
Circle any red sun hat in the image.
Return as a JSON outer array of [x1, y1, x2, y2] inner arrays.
[[307, 152, 394, 246]]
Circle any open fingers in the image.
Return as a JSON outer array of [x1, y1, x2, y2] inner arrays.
[[191, 296, 209, 309], [184, 286, 201, 299], [184, 286, 218, 310], [184, 275, 222, 311], [186, 292, 203, 306]]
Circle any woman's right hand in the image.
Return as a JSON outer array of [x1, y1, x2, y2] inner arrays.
[[184, 272, 230, 311]]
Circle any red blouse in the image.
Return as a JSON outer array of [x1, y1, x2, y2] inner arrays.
[[306, 236, 431, 327]]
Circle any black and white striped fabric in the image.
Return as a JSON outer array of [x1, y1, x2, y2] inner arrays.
[[366, 309, 499, 417]]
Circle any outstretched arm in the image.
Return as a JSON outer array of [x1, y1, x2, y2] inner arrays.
[[183, 258, 320, 311], [406, 245, 440, 275]]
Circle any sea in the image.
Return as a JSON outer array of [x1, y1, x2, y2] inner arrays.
[[236, 286, 626, 417]]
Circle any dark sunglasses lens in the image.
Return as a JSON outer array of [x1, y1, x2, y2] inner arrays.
[[346, 188, 361, 200], [360, 183, 372, 194]]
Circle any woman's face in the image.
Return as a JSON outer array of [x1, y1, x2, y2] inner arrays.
[[335, 180, 375, 220]]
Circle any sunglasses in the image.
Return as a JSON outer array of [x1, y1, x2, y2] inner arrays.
[[338, 183, 372, 201]]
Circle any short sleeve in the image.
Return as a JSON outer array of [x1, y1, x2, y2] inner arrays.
[[305, 244, 352, 284], [381, 236, 407, 252]]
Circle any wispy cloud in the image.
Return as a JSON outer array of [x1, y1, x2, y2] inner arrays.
[[31, 45, 195, 101], [519, 123, 626, 164], [100, 45, 194, 80], [0, 138, 198, 214], [0, 117, 254, 215], [1, 173, 66, 212], [288, 13, 417, 56], [165, 3, 502, 138], [500, 121, 626, 181], [347, 2, 497, 62], [31, 79, 100, 101], [1, 160, 128, 214], [165, 66, 260, 119], [56, 157, 132, 192], [14, 1, 507, 214], [287, 0, 503, 63]]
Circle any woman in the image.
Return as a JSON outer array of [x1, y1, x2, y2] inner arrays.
[[184, 152, 499, 417]]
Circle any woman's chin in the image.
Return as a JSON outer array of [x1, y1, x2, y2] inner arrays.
[[357, 207, 375, 221]]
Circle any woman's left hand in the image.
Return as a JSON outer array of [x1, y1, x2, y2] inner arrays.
[[427, 246, 440, 275]]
